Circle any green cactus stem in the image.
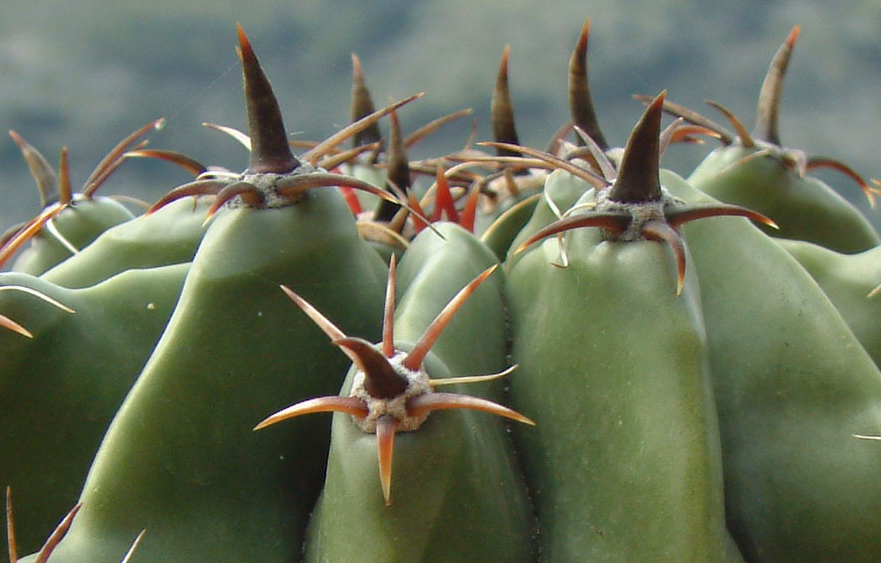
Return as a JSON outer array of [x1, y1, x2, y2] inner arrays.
[[0, 265, 185, 555], [296, 222, 536, 561], [148, 26, 422, 219], [12, 25, 397, 562], [655, 25, 880, 199], [505, 92, 775, 294], [0, 121, 164, 273], [645, 26, 881, 253], [255, 257, 531, 505]]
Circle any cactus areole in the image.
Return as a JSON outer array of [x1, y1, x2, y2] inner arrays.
[[514, 92, 774, 295], [148, 25, 417, 218], [9, 18, 881, 563], [657, 26, 881, 253], [256, 258, 532, 506]]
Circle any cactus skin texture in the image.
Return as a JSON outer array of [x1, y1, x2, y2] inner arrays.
[[24, 192, 388, 563], [688, 144, 879, 253], [507, 224, 730, 561], [259, 238, 535, 562], [776, 237, 881, 369], [679, 27, 880, 254], [14, 26, 391, 563], [40, 197, 211, 288], [9, 195, 134, 276], [663, 170, 881, 562], [393, 222, 509, 392], [302, 351, 537, 563], [504, 95, 736, 562], [8, 19, 881, 563], [0, 264, 187, 557], [285, 240, 537, 561]]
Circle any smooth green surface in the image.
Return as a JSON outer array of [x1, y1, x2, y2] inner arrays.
[[0, 263, 188, 555], [664, 169, 881, 562], [42, 197, 212, 288], [304, 356, 536, 563], [12, 196, 136, 275], [689, 145, 880, 253], [505, 188, 729, 562], [479, 192, 540, 261], [777, 237, 881, 369], [395, 221, 507, 394], [25, 188, 389, 562], [303, 223, 536, 562]]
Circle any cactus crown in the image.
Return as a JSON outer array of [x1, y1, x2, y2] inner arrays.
[[254, 256, 532, 505], [508, 92, 775, 295], [0, 120, 167, 271], [646, 26, 881, 205], [147, 26, 422, 221]]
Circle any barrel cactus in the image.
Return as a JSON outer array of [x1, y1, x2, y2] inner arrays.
[[3, 19, 881, 563]]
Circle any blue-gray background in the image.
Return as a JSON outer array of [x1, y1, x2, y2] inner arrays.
[[0, 0, 879, 228]]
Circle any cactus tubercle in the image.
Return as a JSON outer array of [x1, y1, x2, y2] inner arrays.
[[255, 257, 532, 504], [515, 92, 776, 295]]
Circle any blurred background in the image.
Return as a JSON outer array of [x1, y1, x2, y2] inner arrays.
[[0, 0, 879, 228]]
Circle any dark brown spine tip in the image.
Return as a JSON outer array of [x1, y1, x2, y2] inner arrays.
[[569, 19, 608, 151], [609, 91, 665, 204], [754, 25, 801, 146], [236, 24, 300, 174], [58, 147, 72, 206], [9, 130, 59, 207], [334, 337, 409, 399], [491, 46, 521, 157], [705, 100, 755, 148], [373, 109, 409, 222], [351, 54, 383, 149]]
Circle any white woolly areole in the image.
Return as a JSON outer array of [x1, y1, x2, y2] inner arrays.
[[349, 350, 432, 433], [223, 162, 324, 209]]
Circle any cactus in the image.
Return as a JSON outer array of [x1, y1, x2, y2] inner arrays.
[[503, 93, 762, 562], [257, 250, 536, 561], [651, 26, 881, 253], [4, 19, 881, 563], [775, 237, 881, 366], [1, 122, 165, 275]]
